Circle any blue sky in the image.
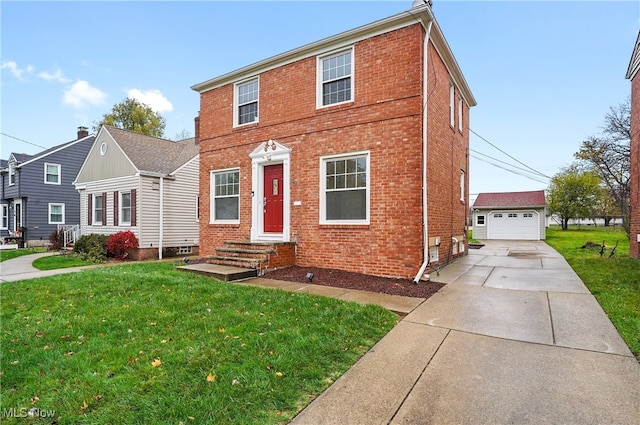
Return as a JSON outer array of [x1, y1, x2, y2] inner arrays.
[[1, 1, 638, 203]]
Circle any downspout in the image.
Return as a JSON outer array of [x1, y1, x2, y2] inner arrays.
[[159, 177, 164, 260], [414, 19, 433, 283]]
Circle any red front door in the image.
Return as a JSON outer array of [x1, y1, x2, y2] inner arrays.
[[263, 164, 283, 233]]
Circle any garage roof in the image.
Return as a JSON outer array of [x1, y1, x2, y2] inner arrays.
[[473, 190, 546, 208]]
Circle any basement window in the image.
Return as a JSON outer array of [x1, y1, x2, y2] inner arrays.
[[177, 246, 192, 255]]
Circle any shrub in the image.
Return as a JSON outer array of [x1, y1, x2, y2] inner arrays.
[[74, 233, 108, 263], [106, 230, 139, 260], [48, 229, 64, 250]]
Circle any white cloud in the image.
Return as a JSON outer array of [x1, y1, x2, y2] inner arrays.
[[1, 61, 33, 80], [63, 80, 107, 109], [38, 68, 71, 83], [127, 89, 173, 113]]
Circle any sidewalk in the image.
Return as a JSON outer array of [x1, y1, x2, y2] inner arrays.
[[289, 240, 640, 425], [0, 251, 91, 282]]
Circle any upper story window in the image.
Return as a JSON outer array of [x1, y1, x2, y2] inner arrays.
[[318, 49, 353, 107], [320, 151, 369, 224], [449, 83, 455, 127], [235, 78, 259, 126], [44, 163, 61, 185], [8, 161, 16, 186], [211, 169, 240, 223], [458, 98, 463, 132], [48, 203, 65, 224], [460, 170, 465, 202]]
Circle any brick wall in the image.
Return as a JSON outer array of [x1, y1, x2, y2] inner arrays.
[[631, 75, 640, 258], [198, 23, 470, 278]]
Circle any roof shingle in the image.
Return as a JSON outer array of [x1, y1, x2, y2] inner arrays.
[[473, 190, 546, 208]]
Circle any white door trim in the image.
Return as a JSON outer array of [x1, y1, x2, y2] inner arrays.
[[249, 140, 291, 242]]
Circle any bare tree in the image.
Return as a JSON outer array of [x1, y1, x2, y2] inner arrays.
[[575, 98, 630, 236]]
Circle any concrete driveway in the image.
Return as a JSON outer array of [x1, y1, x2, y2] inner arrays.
[[290, 240, 640, 425]]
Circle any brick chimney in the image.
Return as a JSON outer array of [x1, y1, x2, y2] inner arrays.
[[194, 115, 200, 145], [77, 126, 89, 139]]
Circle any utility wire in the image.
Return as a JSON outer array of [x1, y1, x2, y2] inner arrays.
[[470, 148, 549, 180], [1, 132, 47, 150], [470, 154, 549, 184], [470, 128, 551, 179]]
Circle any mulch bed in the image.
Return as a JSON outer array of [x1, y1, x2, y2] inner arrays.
[[263, 266, 444, 299]]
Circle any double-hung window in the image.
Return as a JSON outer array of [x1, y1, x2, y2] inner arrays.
[[1, 204, 8, 229], [211, 169, 240, 223], [93, 194, 103, 225], [48, 203, 65, 224], [318, 49, 352, 107], [235, 78, 259, 126], [449, 83, 455, 127], [44, 163, 61, 185], [320, 152, 369, 224], [120, 192, 132, 225], [8, 161, 16, 186]]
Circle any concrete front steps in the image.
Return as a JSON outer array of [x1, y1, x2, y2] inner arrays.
[[179, 240, 297, 281]]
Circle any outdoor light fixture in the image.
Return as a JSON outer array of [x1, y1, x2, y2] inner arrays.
[[264, 139, 277, 161], [306, 272, 314, 282]]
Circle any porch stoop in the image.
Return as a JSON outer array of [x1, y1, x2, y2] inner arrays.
[[208, 240, 297, 275]]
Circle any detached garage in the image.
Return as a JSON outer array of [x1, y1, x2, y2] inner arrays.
[[472, 190, 547, 240]]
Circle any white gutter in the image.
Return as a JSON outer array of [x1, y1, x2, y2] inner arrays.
[[159, 177, 164, 260], [414, 19, 433, 283]]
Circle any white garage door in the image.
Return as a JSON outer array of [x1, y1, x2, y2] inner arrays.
[[487, 211, 539, 240]]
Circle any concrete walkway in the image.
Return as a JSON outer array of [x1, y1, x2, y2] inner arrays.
[[0, 251, 92, 282], [290, 240, 640, 425]]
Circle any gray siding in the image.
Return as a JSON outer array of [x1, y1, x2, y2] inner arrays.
[[2, 137, 94, 241]]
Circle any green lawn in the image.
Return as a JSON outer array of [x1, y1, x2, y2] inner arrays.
[[545, 225, 640, 360], [0, 247, 46, 262], [0, 262, 397, 424], [32, 253, 93, 270]]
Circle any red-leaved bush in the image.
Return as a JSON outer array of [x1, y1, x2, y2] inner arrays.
[[106, 230, 139, 260]]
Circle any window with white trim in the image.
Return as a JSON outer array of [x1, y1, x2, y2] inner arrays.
[[449, 83, 455, 127], [458, 98, 463, 131], [211, 169, 240, 223], [318, 49, 352, 107], [1, 204, 8, 229], [235, 78, 259, 126], [508, 213, 518, 218], [494, 213, 503, 218], [44, 163, 61, 185], [120, 192, 132, 225], [476, 215, 486, 226], [196, 195, 200, 222], [320, 152, 369, 224], [8, 161, 16, 186], [93, 194, 103, 225], [523, 213, 533, 218], [48, 203, 65, 224], [460, 170, 465, 202]]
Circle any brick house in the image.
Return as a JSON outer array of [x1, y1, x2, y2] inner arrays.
[[626, 30, 640, 259], [191, 1, 476, 280]]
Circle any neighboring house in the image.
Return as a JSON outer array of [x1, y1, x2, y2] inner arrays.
[[1, 127, 94, 247], [74, 125, 200, 260], [191, 1, 476, 280], [626, 30, 640, 259], [472, 190, 547, 241]]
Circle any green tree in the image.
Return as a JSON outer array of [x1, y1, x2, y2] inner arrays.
[[547, 164, 602, 230], [94, 98, 166, 137], [575, 98, 630, 236]]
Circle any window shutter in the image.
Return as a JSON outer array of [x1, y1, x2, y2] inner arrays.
[[131, 189, 137, 226], [102, 192, 107, 225], [113, 191, 119, 226], [87, 194, 92, 225]]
